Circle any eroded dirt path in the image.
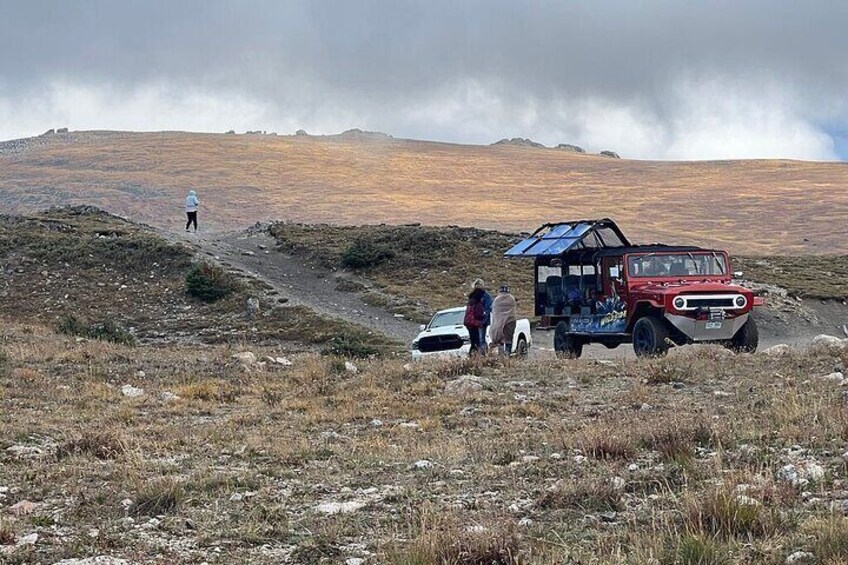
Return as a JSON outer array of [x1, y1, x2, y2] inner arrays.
[[171, 228, 421, 344]]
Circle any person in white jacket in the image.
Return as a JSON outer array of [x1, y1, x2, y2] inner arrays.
[[185, 190, 200, 232]]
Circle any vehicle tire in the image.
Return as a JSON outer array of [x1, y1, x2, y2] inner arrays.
[[554, 322, 583, 358], [515, 335, 529, 358], [632, 316, 670, 357], [727, 317, 759, 353]]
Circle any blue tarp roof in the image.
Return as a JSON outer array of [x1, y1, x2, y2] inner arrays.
[[505, 222, 593, 257]]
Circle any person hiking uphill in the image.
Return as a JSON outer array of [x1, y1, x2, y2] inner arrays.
[[471, 279, 493, 354], [185, 190, 200, 232], [464, 287, 486, 356]]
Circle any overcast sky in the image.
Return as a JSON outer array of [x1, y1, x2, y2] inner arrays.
[[1, 0, 848, 160]]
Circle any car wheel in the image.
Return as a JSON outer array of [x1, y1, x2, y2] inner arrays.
[[516, 335, 529, 358], [554, 321, 583, 358], [632, 316, 670, 357], [727, 317, 759, 353]]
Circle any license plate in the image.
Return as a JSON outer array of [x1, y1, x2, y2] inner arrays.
[[705, 321, 722, 330]]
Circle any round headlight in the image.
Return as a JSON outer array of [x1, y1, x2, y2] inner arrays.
[[674, 297, 686, 309], [735, 296, 746, 308]]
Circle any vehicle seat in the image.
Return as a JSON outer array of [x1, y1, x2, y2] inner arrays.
[[545, 275, 564, 314], [669, 263, 688, 276]]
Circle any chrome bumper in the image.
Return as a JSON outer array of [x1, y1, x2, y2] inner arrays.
[[665, 313, 749, 342]]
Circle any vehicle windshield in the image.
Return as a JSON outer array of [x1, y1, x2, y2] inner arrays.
[[428, 310, 465, 329], [627, 253, 727, 278]]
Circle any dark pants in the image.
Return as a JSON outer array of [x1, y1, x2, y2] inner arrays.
[[466, 326, 481, 356], [185, 211, 198, 231]]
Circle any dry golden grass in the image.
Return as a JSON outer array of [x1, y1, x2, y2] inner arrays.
[[2, 131, 847, 254], [2, 319, 848, 563]]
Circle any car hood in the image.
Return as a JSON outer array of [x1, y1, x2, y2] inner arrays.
[[632, 280, 752, 295], [415, 325, 468, 340]]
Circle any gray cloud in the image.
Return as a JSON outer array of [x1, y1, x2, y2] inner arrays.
[[1, 0, 847, 158]]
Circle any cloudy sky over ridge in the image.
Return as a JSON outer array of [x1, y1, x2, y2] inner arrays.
[[1, 0, 848, 160]]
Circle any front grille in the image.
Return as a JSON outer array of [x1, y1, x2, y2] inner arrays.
[[686, 298, 735, 308], [418, 334, 464, 353]]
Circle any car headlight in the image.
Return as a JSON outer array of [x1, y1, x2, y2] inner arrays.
[[735, 296, 746, 308], [673, 297, 686, 309], [411, 339, 419, 349]]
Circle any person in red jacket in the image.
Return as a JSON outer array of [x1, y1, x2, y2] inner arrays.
[[464, 287, 486, 356]]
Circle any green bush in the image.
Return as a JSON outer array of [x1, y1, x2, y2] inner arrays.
[[56, 314, 136, 345], [340, 239, 395, 269], [185, 262, 237, 302], [321, 334, 379, 358]]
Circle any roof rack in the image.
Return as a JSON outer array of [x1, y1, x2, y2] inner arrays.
[[504, 218, 631, 258]]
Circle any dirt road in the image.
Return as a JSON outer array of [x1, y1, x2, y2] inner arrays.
[[172, 228, 421, 344]]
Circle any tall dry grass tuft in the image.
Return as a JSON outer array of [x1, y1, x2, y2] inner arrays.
[[385, 504, 523, 565]]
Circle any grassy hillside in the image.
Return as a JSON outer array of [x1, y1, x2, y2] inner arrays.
[[1, 130, 847, 254], [268, 222, 848, 324], [2, 322, 848, 563], [0, 207, 396, 352]]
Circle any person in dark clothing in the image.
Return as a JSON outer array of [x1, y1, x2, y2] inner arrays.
[[464, 287, 486, 356], [472, 278, 493, 354]]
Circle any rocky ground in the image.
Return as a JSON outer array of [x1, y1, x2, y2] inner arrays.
[[2, 324, 848, 563], [3, 207, 848, 563]]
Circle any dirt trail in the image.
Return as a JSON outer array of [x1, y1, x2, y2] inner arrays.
[[169, 228, 421, 344], [162, 226, 848, 357]]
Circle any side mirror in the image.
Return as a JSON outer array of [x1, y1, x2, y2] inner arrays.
[[733, 271, 743, 278], [419, 324, 427, 332]]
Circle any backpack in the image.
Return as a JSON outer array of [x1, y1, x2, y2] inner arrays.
[[464, 299, 484, 328]]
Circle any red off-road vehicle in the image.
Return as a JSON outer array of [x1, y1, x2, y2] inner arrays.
[[505, 219, 762, 357]]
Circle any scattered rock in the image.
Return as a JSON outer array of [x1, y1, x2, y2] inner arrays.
[[241, 250, 255, 256], [346, 559, 365, 565], [412, 459, 433, 470], [267, 356, 293, 367], [16, 533, 37, 546], [599, 150, 621, 158], [53, 558, 135, 565], [813, 334, 846, 348], [120, 384, 144, 398], [314, 500, 368, 514], [344, 361, 359, 374], [444, 375, 491, 395], [762, 344, 791, 355], [491, 137, 545, 148], [8, 500, 38, 516], [232, 351, 257, 365], [554, 143, 585, 153], [5, 445, 44, 459], [159, 391, 180, 402], [785, 551, 816, 564], [819, 371, 844, 383]]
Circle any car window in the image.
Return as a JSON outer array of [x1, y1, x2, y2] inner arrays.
[[628, 253, 727, 277], [429, 310, 464, 328]]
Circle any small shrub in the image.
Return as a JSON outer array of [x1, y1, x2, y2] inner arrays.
[[340, 238, 394, 269], [322, 334, 378, 358], [0, 525, 14, 545], [56, 315, 136, 345], [578, 430, 635, 460], [685, 486, 786, 538], [57, 430, 129, 460], [537, 478, 622, 512], [185, 261, 237, 302], [88, 320, 136, 345], [808, 516, 848, 562], [662, 533, 728, 565], [133, 480, 183, 516], [56, 314, 89, 337]]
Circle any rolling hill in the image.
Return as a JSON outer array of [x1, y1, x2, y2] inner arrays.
[[1, 130, 847, 254]]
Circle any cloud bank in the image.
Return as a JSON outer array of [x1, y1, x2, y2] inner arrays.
[[0, 0, 846, 159]]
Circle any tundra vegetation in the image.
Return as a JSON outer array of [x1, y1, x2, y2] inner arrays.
[[1, 209, 848, 563]]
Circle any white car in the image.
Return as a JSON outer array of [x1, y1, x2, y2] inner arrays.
[[411, 306, 532, 360]]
